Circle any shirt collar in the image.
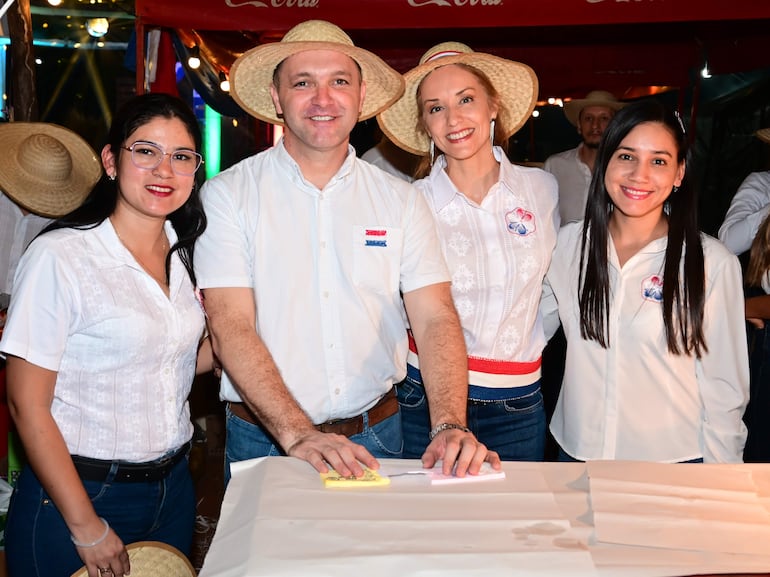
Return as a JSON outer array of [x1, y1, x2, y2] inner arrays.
[[275, 138, 357, 191], [428, 147, 510, 211]]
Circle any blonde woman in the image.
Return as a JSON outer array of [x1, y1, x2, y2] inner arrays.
[[379, 43, 558, 460]]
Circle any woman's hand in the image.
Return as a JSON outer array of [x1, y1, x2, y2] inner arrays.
[[75, 525, 130, 577]]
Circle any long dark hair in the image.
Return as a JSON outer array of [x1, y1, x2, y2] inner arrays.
[[42, 93, 207, 286], [579, 99, 707, 356]]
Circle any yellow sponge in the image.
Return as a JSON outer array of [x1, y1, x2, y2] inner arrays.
[[320, 467, 391, 488]]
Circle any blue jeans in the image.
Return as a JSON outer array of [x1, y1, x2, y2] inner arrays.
[[5, 457, 195, 577], [398, 369, 546, 461], [224, 404, 403, 485]]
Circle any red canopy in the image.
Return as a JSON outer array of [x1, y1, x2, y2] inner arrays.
[[135, 0, 770, 31], [133, 0, 770, 103]]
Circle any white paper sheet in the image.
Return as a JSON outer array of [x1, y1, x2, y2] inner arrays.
[[200, 457, 597, 577], [588, 461, 770, 556]]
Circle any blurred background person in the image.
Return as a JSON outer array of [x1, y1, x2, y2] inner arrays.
[[544, 90, 626, 226], [718, 128, 770, 256], [0, 122, 101, 301], [741, 211, 770, 462], [360, 127, 418, 182]]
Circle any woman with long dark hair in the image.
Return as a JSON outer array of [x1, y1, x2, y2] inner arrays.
[[542, 100, 749, 463], [0, 93, 213, 576]]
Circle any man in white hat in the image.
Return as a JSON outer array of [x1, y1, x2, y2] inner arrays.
[[194, 20, 498, 482], [718, 128, 770, 255], [0, 122, 101, 300], [544, 90, 626, 225]]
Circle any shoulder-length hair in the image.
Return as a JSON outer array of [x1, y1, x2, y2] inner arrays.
[[579, 99, 707, 356], [42, 93, 207, 286]]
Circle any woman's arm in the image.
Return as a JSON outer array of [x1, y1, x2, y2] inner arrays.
[[6, 356, 130, 576], [697, 252, 750, 463], [195, 333, 220, 376], [745, 293, 770, 328]]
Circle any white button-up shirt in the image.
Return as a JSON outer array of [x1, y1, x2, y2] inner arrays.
[[418, 149, 559, 365], [195, 141, 449, 423], [0, 220, 205, 461], [542, 223, 749, 463], [544, 144, 593, 226]]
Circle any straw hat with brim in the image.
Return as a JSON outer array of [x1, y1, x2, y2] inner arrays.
[[563, 90, 626, 127], [69, 541, 196, 577], [0, 122, 101, 218], [756, 128, 770, 144], [377, 42, 538, 156], [230, 19, 404, 125]]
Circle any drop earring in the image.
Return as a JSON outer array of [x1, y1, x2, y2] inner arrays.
[[490, 119, 496, 145], [108, 174, 116, 182], [429, 139, 435, 164]]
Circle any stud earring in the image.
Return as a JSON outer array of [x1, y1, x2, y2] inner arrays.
[[108, 174, 116, 182], [490, 119, 496, 145]]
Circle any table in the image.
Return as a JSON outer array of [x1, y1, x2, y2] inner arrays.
[[199, 457, 770, 577]]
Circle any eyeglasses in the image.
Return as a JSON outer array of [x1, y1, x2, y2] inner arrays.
[[121, 141, 204, 176]]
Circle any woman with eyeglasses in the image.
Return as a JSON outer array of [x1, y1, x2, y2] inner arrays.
[[0, 93, 214, 577]]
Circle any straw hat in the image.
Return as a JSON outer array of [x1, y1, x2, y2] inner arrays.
[[756, 128, 770, 144], [377, 42, 538, 156], [0, 122, 101, 218], [69, 541, 196, 577], [230, 19, 404, 125], [563, 90, 626, 127]]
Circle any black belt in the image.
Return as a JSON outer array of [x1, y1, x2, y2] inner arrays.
[[71, 442, 190, 483]]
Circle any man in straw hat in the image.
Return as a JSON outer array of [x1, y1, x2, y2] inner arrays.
[[718, 128, 770, 255], [0, 121, 101, 298], [195, 20, 499, 482], [544, 89, 626, 225]]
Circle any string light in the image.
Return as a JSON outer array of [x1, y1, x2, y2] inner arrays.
[[219, 71, 230, 92], [187, 45, 201, 70]]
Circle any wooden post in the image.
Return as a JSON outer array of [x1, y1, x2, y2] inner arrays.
[[6, 0, 37, 121]]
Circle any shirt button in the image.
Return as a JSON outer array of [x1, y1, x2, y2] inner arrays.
[[334, 388, 340, 395], [323, 291, 329, 298]]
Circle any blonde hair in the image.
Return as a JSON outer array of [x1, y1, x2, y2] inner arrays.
[[413, 62, 508, 180], [746, 212, 770, 288]]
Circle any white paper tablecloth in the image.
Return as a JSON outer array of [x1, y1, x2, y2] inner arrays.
[[199, 458, 770, 577]]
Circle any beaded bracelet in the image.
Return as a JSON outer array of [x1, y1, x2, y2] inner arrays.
[[70, 517, 109, 548]]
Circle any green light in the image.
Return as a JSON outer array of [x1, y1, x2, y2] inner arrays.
[[204, 104, 221, 179]]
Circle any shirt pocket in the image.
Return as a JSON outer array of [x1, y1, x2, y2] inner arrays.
[[352, 226, 403, 295]]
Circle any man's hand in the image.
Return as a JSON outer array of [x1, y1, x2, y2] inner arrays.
[[421, 429, 501, 476], [286, 429, 380, 478]]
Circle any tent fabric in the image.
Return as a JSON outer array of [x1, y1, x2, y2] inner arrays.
[[135, 0, 770, 111], [135, 0, 770, 31]]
